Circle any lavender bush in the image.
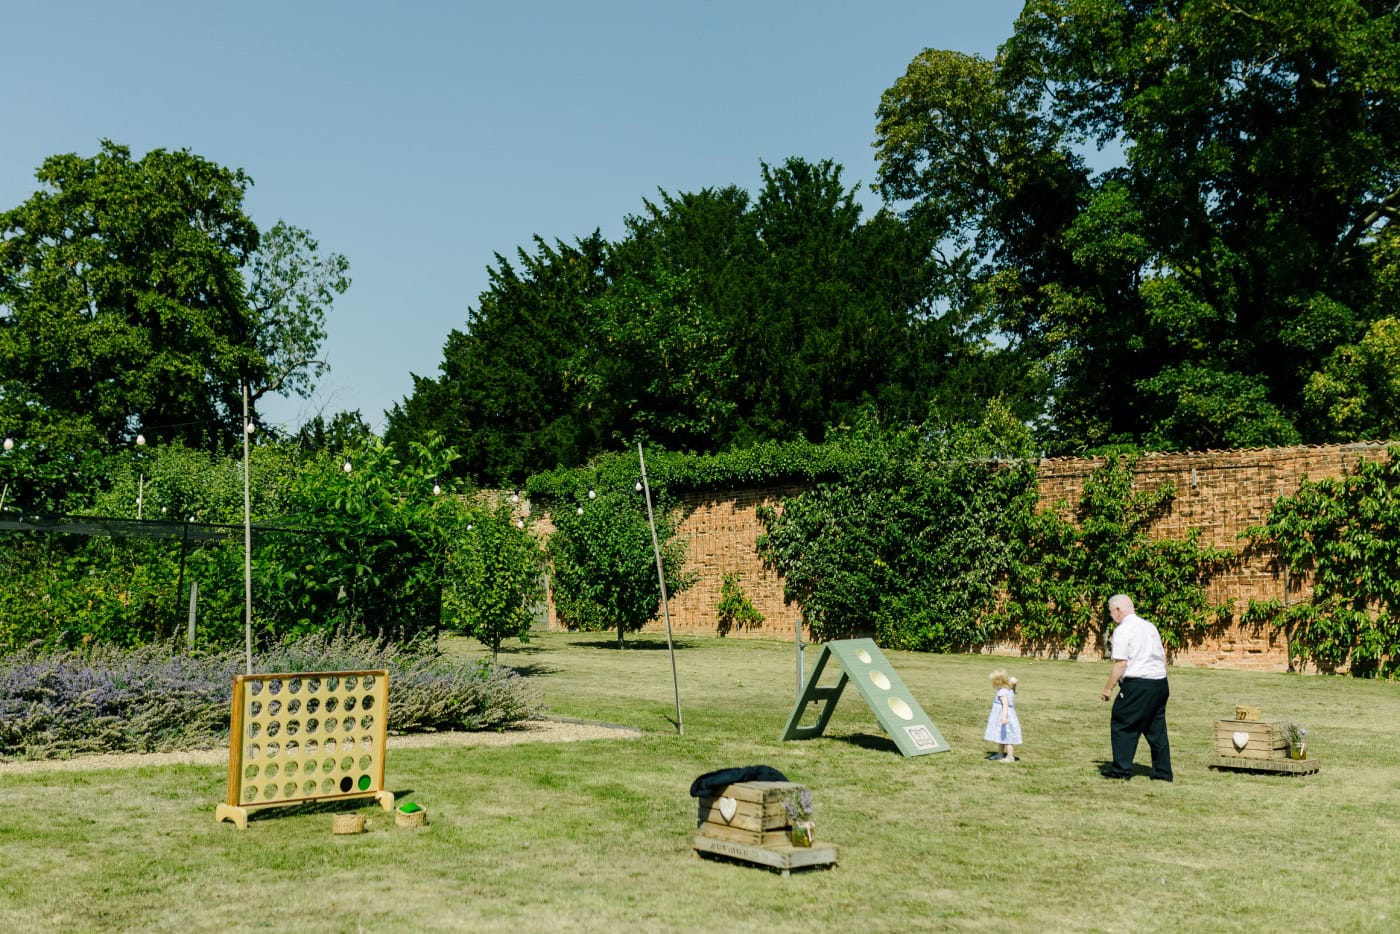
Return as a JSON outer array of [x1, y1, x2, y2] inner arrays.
[[0, 634, 542, 761]]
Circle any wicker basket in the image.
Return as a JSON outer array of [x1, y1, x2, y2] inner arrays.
[[395, 807, 428, 829], [332, 813, 366, 835], [1235, 705, 1262, 721]]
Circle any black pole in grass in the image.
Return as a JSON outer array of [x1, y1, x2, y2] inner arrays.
[[638, 442, 683, 736]]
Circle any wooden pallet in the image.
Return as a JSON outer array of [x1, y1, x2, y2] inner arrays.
[[1210, 755, 1320, 775], [692, 833, 838, 876]]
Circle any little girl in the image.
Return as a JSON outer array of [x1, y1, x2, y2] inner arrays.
[[983, 669, 1022, 762]]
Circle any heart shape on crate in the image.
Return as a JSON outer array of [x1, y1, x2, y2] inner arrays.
[[1232, 731, 1250, 751], [717, 796, 737, 822]]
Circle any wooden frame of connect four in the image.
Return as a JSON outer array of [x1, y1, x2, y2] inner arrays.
[[215, 670, 394, 829]]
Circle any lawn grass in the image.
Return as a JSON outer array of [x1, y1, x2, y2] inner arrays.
[[1, 631, 1396, 932]]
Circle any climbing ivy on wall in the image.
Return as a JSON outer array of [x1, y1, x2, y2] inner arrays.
[[715, 573, 765, 636], [1000, 454, 1235, 655], [756, 404, 1040, 651], [1245, 448, 1400, 678], [527, 414, 1239, 659]]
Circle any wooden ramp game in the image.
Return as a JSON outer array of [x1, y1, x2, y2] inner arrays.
[[216, 670, 395, 829], [780, 639, 949, 757]]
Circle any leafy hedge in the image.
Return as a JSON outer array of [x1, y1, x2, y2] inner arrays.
[[0, 632, 541, 761], [1001, 454, 1234, 654], [757, 410, 1039, 650], [1245, 448, 1400, 678], [752, 407, 1235, 656], [524, 437, 879, 503]]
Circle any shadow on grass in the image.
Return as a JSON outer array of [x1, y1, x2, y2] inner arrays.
[[572, 638, 696, 651], [1095, 760, 1159, 780], [834, 732, 900, 754], [245, 791, 415, 823], [499, 663, 560, 677]]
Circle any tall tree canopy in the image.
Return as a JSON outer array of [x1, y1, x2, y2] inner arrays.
[[0, 141, 348, 502], [385, 231, 612, 483], [875, 0, 1400, 453], [389, 157, 1016, 482]]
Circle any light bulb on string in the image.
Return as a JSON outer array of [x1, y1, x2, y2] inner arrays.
[[635, 481, 643, 492], [245, 421, 255, 435], [3, 438, 13, 452], [588, 488, 596, 500], [510, 491, 519, 503], [342, 459, 352, 473], [433, 483, 442, 496], [516, 518, 525, 528], [576, 506, 583, 515], [136, 434, 146, 447]]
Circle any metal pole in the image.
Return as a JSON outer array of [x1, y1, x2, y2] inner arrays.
[[187, 579, 199, 648], [243, 382, 253, 675], [173, 521, 189, 629], [796, 615, 805, 699], [638, 442, 682, 736]]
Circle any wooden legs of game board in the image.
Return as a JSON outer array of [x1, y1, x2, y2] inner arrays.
[[215, 803, 249, 830], [216, 790, 396, 830]]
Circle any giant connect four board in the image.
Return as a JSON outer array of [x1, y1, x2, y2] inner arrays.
[[216, 670, 394, 828]]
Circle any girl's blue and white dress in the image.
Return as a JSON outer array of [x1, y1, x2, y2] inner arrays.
[[983, 687, 1022, 745]]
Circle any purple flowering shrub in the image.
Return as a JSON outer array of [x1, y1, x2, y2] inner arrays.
[[1, 633, 542, 760], [258, 631, 543, 734]]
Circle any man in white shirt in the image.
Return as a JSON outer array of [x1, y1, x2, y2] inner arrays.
[[1099, 594, 1173, 781]]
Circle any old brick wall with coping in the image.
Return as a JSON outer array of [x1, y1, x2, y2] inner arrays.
[[525, 442, 1394, 672]]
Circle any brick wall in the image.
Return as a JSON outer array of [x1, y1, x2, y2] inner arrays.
[[529, 442, 1394, 671]]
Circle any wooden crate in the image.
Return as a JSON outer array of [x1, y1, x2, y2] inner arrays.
[[1211, 755, 1320, 775], [1213, 719, 1288, 760], [692, 834, 838, 876], [695, 780, 797, 847]]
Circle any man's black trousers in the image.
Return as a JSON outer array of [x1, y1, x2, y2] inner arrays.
[[1109, 676, 1172, 780]]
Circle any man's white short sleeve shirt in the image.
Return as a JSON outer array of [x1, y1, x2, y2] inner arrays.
[[1111, 613, 1168, 680]]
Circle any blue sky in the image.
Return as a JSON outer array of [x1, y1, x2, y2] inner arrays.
[[1, 0, 1024, 433]]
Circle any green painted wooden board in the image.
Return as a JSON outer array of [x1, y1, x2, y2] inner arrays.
[[780, 639, 949, 757]]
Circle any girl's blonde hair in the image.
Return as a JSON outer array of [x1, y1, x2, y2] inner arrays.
[[990, 669, 1018, 690]]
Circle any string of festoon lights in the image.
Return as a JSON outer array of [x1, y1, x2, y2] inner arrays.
[[1, 436, 13, 514], [0, 433, 158, 519]]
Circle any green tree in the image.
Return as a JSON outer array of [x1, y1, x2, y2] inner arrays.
[[715, 572, 764, 636], [391, 157, 1011, 477], [1246, 449, 1400, 678], [545, 479, 691, 649], [289, 410, 374, 454], [0, 142, 347, 508], [243, 220, 351, 407], [571, 268, 737, 450], [758, 402, 1039, 650], [876, 2, 1400, 452], [259, 435, 465, 642], [384, 233, 610, 484], [443, 501, 544, 662], [1002, 454, 1234, 654]]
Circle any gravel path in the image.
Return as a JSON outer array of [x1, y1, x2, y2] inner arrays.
[[0, 718, 642, 775]]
